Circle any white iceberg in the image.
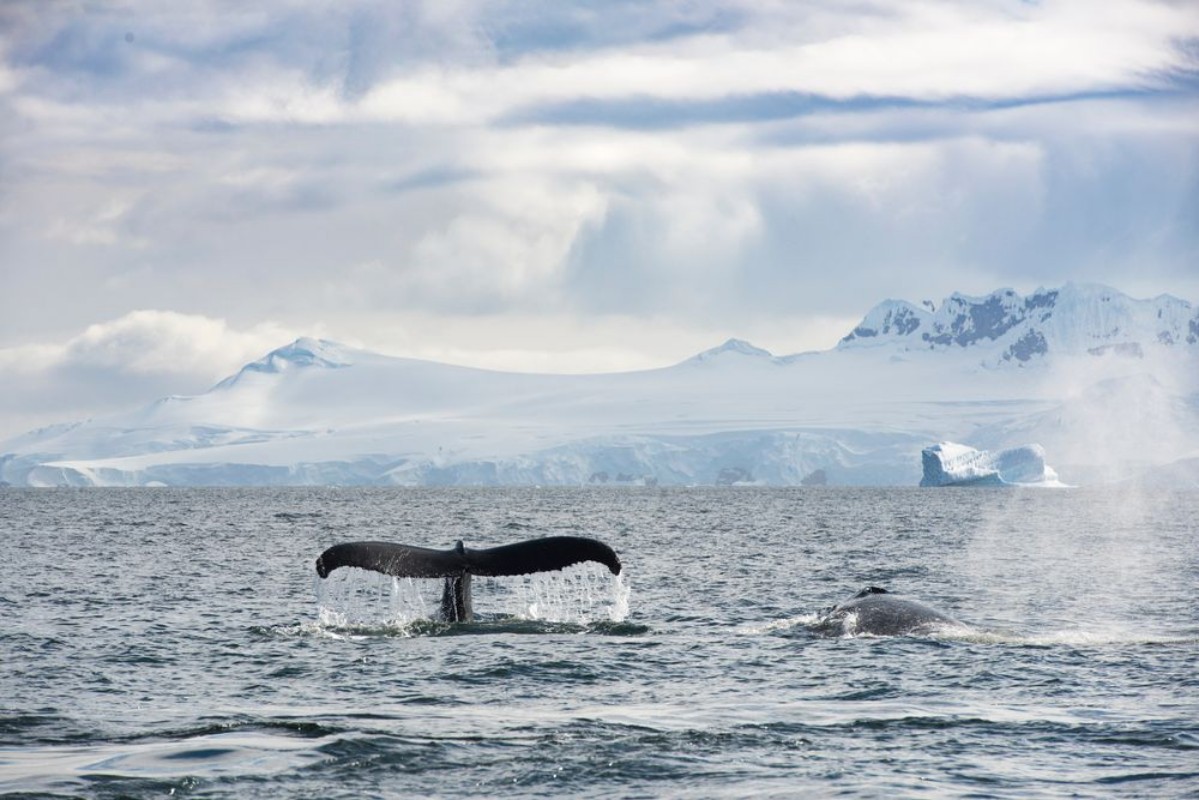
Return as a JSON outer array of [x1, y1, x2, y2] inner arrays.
[[920, 442, 1063, 487]]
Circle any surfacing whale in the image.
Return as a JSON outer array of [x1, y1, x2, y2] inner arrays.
[[812, 587, 970, 637], [315, 536, 622, 622]]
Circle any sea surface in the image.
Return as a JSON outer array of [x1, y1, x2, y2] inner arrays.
[[2, 487, 1197, 798]]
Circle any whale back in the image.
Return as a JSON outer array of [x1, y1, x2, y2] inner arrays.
[[814, 587, 965, 637]]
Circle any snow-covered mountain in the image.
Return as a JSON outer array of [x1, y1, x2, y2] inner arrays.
[[840, 283, 1199, 364], [3, 284, 1198, 487]]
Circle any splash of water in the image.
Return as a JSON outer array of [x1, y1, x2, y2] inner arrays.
[[485, 564, 630, 623], [739, 611, 1199, 646], [736, 613, 819, 635], [948, 628, 1199, 647], [314, 563, 629, 630], [314, 571, 434, 631]]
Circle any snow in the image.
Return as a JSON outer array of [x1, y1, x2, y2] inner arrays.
[[839, 283, 1199, 365], [3, 284, 1197, 487], [213, 337, 355, 389], [920, 442, 1064, 487], [683, 338, 779, 365]]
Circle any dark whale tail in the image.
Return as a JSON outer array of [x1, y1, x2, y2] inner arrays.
[[315, 536, 621, 622]]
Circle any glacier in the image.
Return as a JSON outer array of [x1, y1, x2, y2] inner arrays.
[[3, 283, 1198, 488], [920, 442, 1063, 487]]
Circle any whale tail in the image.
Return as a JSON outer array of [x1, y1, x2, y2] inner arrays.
[[314, 536, 622, 622]]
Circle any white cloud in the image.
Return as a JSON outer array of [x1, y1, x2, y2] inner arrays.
[[201, 0, 1198, 127], [0, 311, 299, 439], [59, 310, 295, 375], [11, 0, 1187, 134], [404, 177, 608, 306], [0, 0, 1196, 439]]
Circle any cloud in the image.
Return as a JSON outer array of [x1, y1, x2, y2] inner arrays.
[[8, 1, 1194, 126], [168, 1, 1194, 130], [0, 0, 1196, 426], [0, 311, 297, 439], [58, 310, 293, 374]]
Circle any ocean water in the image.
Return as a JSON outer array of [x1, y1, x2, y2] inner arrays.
[[2, 487, 1197, 798]]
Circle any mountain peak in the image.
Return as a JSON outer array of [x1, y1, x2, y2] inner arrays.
[[839, 299, 929, 344], [213, 337, 355, 390], [686, 338, 775, 364], [263, 338, 355, 370]]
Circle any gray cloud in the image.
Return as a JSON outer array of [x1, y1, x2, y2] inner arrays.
[[1, 0, 1197, 436]]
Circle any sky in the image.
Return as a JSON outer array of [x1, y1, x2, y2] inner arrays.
[[1, 0, 1197, 439]]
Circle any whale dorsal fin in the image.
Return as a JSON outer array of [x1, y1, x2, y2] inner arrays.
[[853, 586, 890, 599], [315, 536, 621, 579]]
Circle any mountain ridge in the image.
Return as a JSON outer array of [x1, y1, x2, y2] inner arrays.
[[4, 283, 1198, 488], [838, 283, 1199, 364]]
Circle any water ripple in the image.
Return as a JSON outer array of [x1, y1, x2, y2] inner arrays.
[[1, 486, 1196, 798]]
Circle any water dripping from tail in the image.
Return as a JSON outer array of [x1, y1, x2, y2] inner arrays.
[[312, 563, 629, 633], [314, 570, 438, 634], [488, 563, 630, 624]]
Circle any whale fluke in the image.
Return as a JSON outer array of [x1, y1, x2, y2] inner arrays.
[[466, 536, 622, 577], [316, 540, 468, 579], [314, 536, 622, 622], [315, 536, 621, 579]]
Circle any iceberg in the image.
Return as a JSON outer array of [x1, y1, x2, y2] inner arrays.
[[920, 442, 1062, 487]]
